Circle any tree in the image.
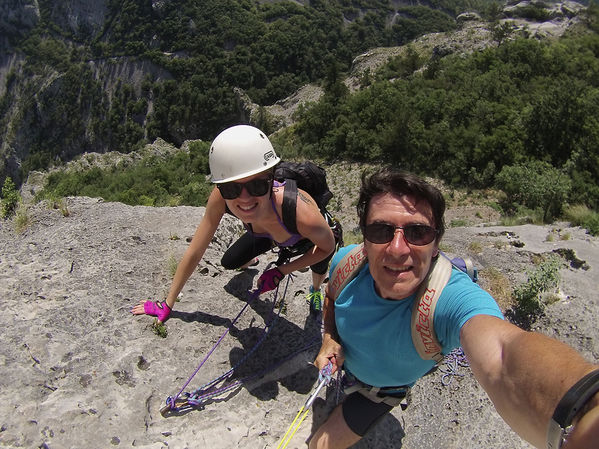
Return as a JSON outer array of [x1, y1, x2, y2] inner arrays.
[[495, 161, 572, 222], [1, 177, 20, 218]]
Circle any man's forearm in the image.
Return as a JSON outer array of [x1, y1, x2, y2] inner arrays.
[[462, 315, 598, 448], [314, 290, 345, 372], [500, 331, 597, 447]]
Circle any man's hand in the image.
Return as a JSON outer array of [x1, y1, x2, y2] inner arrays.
[[563, 403, 599, 449], [314, 334, 345, 375]]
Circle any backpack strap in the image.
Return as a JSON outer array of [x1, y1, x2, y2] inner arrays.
[[463, 257, 477, 282], [327, 244, 453, 363], [410, 255, 452, 363], [443, 252, 478, 282], [281, 178, 337, 237], [281, 178, 299, 234], [327, 243, 367, 300]]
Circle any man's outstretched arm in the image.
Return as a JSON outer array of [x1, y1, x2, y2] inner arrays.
[[461, 314, 599, 449]]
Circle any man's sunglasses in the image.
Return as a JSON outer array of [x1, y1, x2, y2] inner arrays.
[[217, 177, 272, 200], [363, 223, 439, 246]]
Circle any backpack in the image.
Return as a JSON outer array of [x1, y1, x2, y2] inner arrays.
[[327, 244, 477, 363], [274, 161, 334, 234]]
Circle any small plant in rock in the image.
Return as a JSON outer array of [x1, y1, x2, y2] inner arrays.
[[47, 197, 70, 217], [468, 241, 483, 254], [342, 228, 364, 245], [479, 267, 512, 311], [438, 242, 452, 253], [152, 320, 168, 338], [512, 255, 562, 323], [167, 254, 178, 278], [450, 218, 469, 227], [492, 241, 506, 249], [14, 203, 32, 233]]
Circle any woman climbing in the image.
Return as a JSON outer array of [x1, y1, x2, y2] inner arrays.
[[131, 124, 339, 322]]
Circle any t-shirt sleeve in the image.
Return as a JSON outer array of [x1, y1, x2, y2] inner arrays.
[[435, 269, 505, 352]]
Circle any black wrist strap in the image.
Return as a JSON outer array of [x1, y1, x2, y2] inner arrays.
[[547, 369, 599, 449]]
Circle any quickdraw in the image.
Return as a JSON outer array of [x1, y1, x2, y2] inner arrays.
[[276, 361, 334, 449]]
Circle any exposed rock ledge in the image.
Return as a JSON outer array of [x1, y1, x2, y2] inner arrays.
[[0, 196, 596, 448]]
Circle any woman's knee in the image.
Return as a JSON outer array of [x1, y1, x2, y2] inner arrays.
[[220, 252, 241, 270]]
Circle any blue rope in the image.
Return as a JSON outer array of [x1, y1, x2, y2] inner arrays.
[[440, 347, 469, 386], [164, 273, 313, 412]]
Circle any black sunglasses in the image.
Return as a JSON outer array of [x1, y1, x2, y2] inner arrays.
[[217, 177, 272, 200], [363, 223, 439, 246]]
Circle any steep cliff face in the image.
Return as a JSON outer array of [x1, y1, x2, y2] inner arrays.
[[0, 0, 40, 48], [0, 56, 174, 187], [44, 0, 109, 39]]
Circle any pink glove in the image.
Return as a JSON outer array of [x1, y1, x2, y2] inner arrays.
[[257, 268, 284, 293], [143, 301, 172, 322]]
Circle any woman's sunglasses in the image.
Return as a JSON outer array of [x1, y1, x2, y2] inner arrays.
[[363, 223, 439, 246], [217, 177, 272, 200]]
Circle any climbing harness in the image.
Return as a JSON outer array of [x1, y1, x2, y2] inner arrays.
[[277, 361, 335, 449], [439, 348, 470, 386], [339, 368, 411, 408], [160, 272, 318, 417]]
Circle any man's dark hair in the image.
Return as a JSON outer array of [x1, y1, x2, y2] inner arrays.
[[357, 168, 446, 241]]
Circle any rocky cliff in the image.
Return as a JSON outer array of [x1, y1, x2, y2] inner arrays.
[[0, 193, 597, 448]]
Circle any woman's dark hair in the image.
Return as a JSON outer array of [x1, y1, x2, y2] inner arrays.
[[357, 168, 446, 241]]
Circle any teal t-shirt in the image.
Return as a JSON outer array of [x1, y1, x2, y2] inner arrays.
[[330, 244, 504, 387]]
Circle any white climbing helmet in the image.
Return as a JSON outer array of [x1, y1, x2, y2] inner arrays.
[[209, 125, 281, 183]]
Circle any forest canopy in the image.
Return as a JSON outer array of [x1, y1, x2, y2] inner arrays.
[[2, 0, 599, 231]]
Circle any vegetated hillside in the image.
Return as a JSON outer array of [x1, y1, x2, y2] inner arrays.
[[271, 3, 599, 213], [0, 0, 588, 187], [31, 1, 598, 225]]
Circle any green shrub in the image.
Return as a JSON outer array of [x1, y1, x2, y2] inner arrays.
[[496, 161, 571, 223], [39, 147, 212, 207], [13, 203, 32, 233], [583, 213, 599, 236], [513, 255, 561, 319], [563, 204, 599, 236]]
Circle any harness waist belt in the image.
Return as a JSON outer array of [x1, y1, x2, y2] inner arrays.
[[343, 369, 410, 397]]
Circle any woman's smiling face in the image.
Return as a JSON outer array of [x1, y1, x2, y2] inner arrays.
[[363, 192, 439, 300], [223, 173, 272, 222]]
